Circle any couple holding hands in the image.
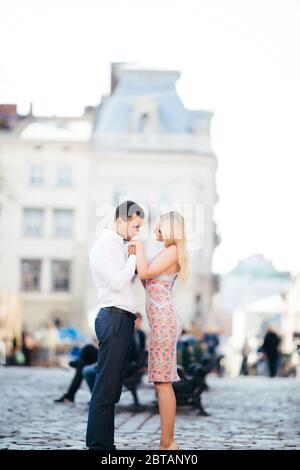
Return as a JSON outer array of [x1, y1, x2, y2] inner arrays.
[[86, 200, 188, 451]]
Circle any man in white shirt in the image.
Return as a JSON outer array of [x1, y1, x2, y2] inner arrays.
[[86, 200, 145, 451]]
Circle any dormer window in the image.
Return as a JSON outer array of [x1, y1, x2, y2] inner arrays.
[[130, 97, 161, 134]]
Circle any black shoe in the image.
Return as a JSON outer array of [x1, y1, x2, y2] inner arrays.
[[54, 395, 74, 404], [88, 444, 117, 451]]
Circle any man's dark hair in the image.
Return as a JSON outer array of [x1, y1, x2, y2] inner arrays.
[[114, 200, 145, 222]]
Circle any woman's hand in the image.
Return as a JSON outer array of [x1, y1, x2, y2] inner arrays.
[[128, 239, 143, 256], [128, 240, 144, 250], [128, 243, 136, 256]]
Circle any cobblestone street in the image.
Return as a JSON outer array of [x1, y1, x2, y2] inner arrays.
[[0, 367, 299, 450]]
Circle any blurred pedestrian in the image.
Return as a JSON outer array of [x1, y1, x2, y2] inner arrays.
[[262, 327, 281, 378], [240, 339, 250, 376], [21, 328, 36, 366], [54, 341, 98, 403], [35, 321, 61, 366]]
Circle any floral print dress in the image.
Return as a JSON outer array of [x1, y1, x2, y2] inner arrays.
[[143, 261, 183, 383]]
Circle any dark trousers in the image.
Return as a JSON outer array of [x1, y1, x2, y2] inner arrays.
[[266, 354, 279, 377], [66, 344, 98, 400], [240, 356, 249, 376], [86, 308, 135, 450]]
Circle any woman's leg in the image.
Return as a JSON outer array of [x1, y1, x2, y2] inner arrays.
[[154, 382, 177, 448]]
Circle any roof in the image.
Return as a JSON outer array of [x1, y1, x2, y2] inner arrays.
[[92, 67, 213, 149]]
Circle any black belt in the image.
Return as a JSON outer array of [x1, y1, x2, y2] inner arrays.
[[102, 306, 137, 321]]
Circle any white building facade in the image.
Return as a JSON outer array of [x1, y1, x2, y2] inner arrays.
[[0, 65, 218, 333]]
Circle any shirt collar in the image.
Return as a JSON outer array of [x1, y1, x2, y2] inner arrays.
[[104, 229, 125, 246]]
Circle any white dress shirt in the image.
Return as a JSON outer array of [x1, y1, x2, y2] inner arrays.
[[89, 229, 137, 313]]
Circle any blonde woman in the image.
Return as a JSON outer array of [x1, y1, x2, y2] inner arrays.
[[130, 211, 188, 450]]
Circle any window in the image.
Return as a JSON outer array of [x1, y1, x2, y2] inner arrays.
[[21, 259, 41, 291], [23, 208, 44, 237], [51, 260, 71, 291], [29, 165, 44, 186], [57, 166, 72, 187], [53, 209, 73, 237]]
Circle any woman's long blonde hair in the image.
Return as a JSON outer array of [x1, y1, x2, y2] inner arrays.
[[159, 211, 189, 283]]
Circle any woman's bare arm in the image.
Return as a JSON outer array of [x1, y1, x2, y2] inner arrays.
[[134, 242, 178, 280]]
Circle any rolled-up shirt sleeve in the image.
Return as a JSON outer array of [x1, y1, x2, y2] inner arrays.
[[90, 242, 136, 292]]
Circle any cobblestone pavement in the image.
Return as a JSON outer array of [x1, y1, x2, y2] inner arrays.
[[0, 367, 299, 450]]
